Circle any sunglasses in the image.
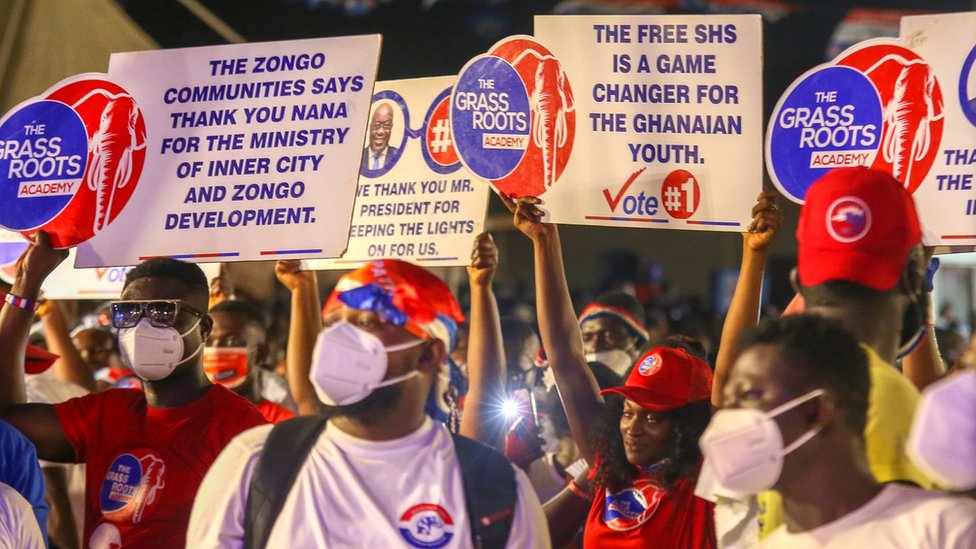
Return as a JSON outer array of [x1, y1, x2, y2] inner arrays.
[[111, 300, 204, 329]]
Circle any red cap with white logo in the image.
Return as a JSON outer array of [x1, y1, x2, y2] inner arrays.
[[797, 167, 921, 292], [600, 347, 712, 412]]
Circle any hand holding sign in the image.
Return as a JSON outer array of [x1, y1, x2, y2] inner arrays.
[[744, 189, 782, 253], [467, 232, 498, 287], [501, 193, 554, 242], [275, 259, 316, 292]]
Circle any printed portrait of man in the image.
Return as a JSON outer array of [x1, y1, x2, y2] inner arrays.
[[362, 101, 400, 171]]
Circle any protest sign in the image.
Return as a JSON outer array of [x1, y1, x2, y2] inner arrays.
[[72, 35, 380, 266], [447, 16, 763, 231], [307, 77, 490, 269], [900, 13, 976, 245], [0, 230, 219, 298], [0, 74, 143, 249], [767, 38, 945, 203]]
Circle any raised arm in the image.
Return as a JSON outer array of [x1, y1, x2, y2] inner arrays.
[[275, 260, 322, 416], [712, 190, 780, 408], [208, 263, 234, 310], [41, 301, 96, 392], [458, 232, 507, 443], [503, 195, 604, 465], [0, 231, 75, 461], [901, 251, 946, 391], [543, 469, 592, 547]]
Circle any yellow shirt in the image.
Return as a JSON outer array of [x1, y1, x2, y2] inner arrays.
[[757, 345, 932, 538]]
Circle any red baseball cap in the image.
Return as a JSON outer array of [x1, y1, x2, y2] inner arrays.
[[600, 347, 712, 412], [797, 167, 921, 292]]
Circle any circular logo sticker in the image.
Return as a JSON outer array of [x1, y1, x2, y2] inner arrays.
[[398, 504, 455, 549], [660, 169, 700, 219], [825, 196, 872, 243], [767, 65, 882, 203], [0, 74, 147, 248], [451, 56, 531, 181], [638, 354, 662, 376], [451, 37, 575, 199], [0, 101, 89, 232]]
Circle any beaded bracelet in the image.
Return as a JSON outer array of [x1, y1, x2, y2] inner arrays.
[[4, 293, 40, 312]]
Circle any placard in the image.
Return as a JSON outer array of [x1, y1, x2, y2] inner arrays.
[[767, 38, 945, 204], [307, 77, 490, 269], [74, 35, 381, 266], [0, 229, 219, 299], [901, 13, 976, 245], [449, 16, 763, 231], [0, 74, 145, 249]]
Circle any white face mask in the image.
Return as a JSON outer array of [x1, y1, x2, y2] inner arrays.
[[907, 370, 976, 491], [699, 389, 824, 495], [310, 321, 424, 406], [118, 317, 203, 381], [585, 349, 634, 376]]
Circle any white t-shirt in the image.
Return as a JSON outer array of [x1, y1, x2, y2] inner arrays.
[[0, 482, 45, 549], [188, 417, 550, 548], [759, 484, 976, 548]]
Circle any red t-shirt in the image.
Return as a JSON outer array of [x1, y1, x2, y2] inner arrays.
[[583, 461, 716, 549], [256, 399, 296, 424], [54, 385, 267, 548]]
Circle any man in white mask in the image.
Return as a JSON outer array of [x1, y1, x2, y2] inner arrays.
[[578, 292, 649, 377], [702, 314, 976, 547], [189, 258, 549, 548], [744, 167, 936, 540], [0, 232, 267, 548]]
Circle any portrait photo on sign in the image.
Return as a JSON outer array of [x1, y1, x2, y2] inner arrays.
[[361, 100, 406, 176]]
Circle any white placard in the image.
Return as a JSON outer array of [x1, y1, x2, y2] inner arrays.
[[901, 13, 976, 245], [75, 35, 381, 266], [530, 15, 763, 231], [307, 77, 490, 270], [0, 229, 219, 299]]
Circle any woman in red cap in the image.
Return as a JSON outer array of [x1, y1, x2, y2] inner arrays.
[[505, 195, 716, 548]]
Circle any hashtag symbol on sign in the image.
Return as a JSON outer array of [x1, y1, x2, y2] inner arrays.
[[430, 118, 452, 153], [664, 186, 683, 212]]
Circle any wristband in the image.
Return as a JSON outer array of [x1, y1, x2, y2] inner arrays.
[[3, 293, 40, 312], [567, 479, 593, 502]]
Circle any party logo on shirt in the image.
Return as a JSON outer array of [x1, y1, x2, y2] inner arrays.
[[603, 479, 665, 531], [99, 452, 166, 524], [398, 503, 455, 548]]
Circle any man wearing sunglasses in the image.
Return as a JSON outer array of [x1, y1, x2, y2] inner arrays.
[[0, 231, 267, 548]]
